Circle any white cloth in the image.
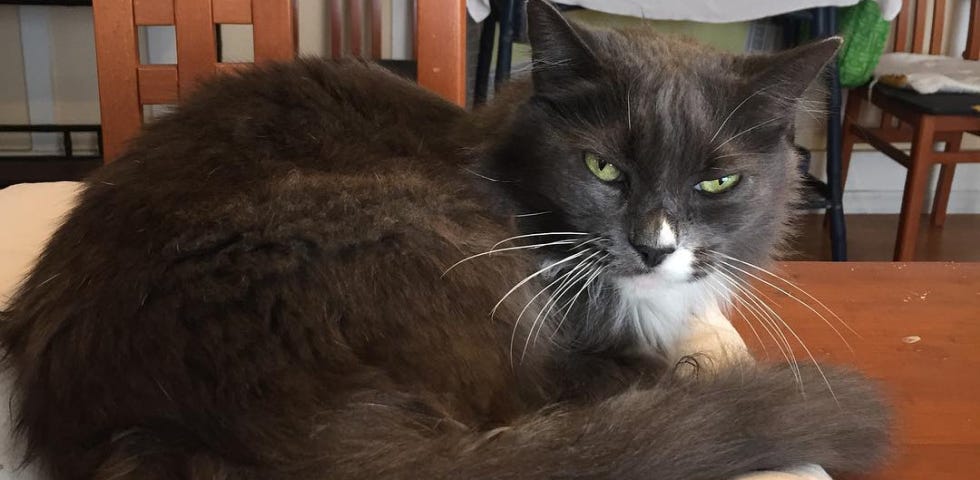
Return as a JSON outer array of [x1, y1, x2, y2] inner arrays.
[[0, 181, 81, 480], [874, 52, 980, 94], [0, 181, 80, 310], [735, 465, 834, 480], [467, 0, 903, 23]]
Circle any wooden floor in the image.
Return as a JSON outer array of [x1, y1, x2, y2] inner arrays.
[[783, 214, 980, 262]]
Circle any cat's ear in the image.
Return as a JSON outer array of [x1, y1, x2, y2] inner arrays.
[[525, 0, 599, 91], [742, 37, 842, 100]]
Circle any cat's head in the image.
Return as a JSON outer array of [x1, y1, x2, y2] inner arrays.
[[486, 0, 839, 294]]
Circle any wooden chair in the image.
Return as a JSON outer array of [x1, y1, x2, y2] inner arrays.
[[840, 0, 980, 261], [92, 0, 466, 162]]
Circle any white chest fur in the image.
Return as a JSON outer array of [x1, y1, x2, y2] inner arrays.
[[613, 273, 723, 356]]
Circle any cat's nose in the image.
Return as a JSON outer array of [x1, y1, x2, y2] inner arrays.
[[633, 244, 676, 268]]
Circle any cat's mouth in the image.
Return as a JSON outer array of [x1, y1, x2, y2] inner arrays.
[[621, 246, 700, 285]]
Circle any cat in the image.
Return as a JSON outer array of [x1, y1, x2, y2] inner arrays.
[[0, 1, 888, 479]]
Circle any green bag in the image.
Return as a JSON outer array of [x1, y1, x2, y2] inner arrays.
[[837, 0, 891, 87]]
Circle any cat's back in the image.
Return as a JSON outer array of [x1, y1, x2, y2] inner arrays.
[[78, 57, 476, 251], [112, 57, 465, 180]]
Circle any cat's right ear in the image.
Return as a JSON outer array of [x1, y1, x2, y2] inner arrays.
[[740, 37, 843, 101], [525, 0, 599, 92]]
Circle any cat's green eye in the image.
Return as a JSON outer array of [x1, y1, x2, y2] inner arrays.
[[695, 174, 741, 194], [584, 153, 622, 182]]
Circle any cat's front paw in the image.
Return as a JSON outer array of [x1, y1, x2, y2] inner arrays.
[[671, 301, 751, 372]]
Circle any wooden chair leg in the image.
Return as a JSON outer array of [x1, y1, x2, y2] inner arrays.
[[894, 117, 936, 261], [930, 134, 963, 228]]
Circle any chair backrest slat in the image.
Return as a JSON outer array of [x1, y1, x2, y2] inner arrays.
[[93, 0, 142, 161], [928, 0, 946, 55], [371, 0, 383, 59], [329, 0, 385, 59], [174, 0, 217, 95], [966, 0, 980, 60], [330, 0, 344, 58], [349, 0, 364, 56], [893, 0, 980, 57], [133, 0, 173, 25], [137, 65, 179, 104], [911, 0, 928, 53], [213, 0, 251, 23], [416, 0, 465, 106], [253, 0, 296, 61], [893, 0, 910, 52]]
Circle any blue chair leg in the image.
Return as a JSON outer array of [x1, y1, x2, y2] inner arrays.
[[814, 7, 848, 261], [474, 10, 497, 105], [494, 0, 517, 90]]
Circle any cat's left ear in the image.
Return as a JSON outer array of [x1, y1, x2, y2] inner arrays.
[[741, 37, 843, 101], [525, 0, 600, 91]]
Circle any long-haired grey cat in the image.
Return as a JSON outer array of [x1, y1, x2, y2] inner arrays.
[[0, 1, 888, 478]]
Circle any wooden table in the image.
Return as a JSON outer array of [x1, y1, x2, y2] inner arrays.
[[735, 262, 980, 480]]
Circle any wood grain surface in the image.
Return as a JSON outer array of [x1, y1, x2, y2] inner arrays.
[[735, 262, 980, 480]]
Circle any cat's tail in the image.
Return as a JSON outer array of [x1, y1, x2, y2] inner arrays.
[[311, 361, 889, 479], [91, 361, 889, 480]]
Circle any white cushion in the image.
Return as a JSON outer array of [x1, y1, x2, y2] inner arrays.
[[875, 53, 980, 94]]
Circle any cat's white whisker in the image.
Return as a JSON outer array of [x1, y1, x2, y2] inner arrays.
[[741, 275, 784, 309], [626, 84, 633, 131], [710, 152, 769, 161], [37, 273, 62, 288], [524, 279, 583, 356], [521, 58, 573, 74], [708, 268, 799, 385], [713, 267, 804, 389], [712, 266, 791, 349], [708, 250, 859, 339], [514, 267, 582, 349], [547, 260, 608, 343], [490, 232, 589, 250], [724, 267, 839, 404], [442, 240, 578, 276], [710, 255, 855, 352], [509, 249, 602, 365], [491, 249, 590, 319], [512, 211, 553, 218], [729, 300, 770, 359], [587, 269, 605, 304], [709, 86, 771, 144], [571, 236, 605, 251], [712, 118, 781, 152], [521, 257, 601, 359], [701, 274, 768, 357], [462, 167, 513, 183]]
